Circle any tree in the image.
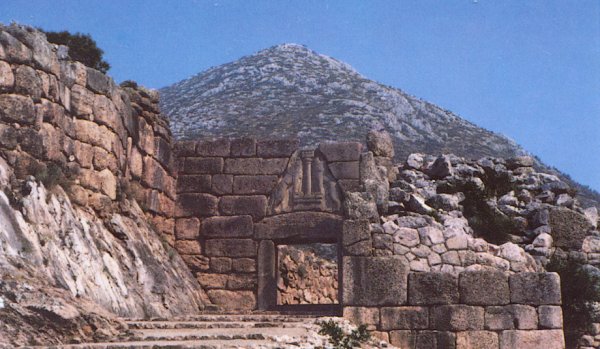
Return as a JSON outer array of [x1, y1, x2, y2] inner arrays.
[[40, 29, 110, 73]]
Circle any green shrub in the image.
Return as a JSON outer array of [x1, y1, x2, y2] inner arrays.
[[547, 255, 600, 348], [318, 319, 370, 349], [40, 29, 110, 73]]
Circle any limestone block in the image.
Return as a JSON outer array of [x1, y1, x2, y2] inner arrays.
[[499, 330, 565, 349], [14, 65, 42, 101], [206, 290, 256, 310], [205, 239, 257, 257], [175, 193, 218, 217], [92, 146, 118, 172], [195, 138, 230, 157], [60, 61, 87, 87], [394, 227, 420, 247], [224, 158, 288, 175], [429, 305, 484, 331], [256, 139, 298, 158], [232, 258, 256, 273], [176, 174, 211, 193], [175, 240, 202, 255], [137, 117, 154, 155], [128, 146, 143, 178], [484, 304, 538, 330], [343, 256, 409, 306], [366, 130, 394, 158], [93, 93, 119, 131], [218, 195, 267, 220], [538, 305, 563, 329], [174, 141, 196, 157], [344, 192, 379, 222], [233, 175, 278, 194], [0, 31, 32, 64], [86, 67, 112, 95], [257, 240, 276, 310], [74, 119, 113, 151], [0, 60, 14, 90], [389, 330, 416, 349], [415, 331, 456, 349], [548, 207, 592, 250], [211, 174, 233, 195], [342, 219, 372, 256], [70, 84, 94, 116], [209, 257, 232, 273], [154, 137, 172, 167], [343, 307, 379, 328], [175, 217, 200, 240], [142, 156, 167, 190], [202, 215, 253, 238], [254, 212, 343, 240], [230, 137, 256, 157], [97, 168, 116, 200], [226, 273, 257, 290], [380, 306, 429, 330], [0, 94, 35, 125], [459, 270, 510, 305], [509, 272, 561, 305], [183, 157, 224, 174], [181, 255, 209, 272], [456, 331, 498, 349], [197, 273, 228, 289], [408, 272, 459, 305], [329, 161, 360, 180], [318, 142, 362, 162], [418, 226, 445, 245]]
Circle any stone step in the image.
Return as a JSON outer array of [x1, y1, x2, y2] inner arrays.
[[126, 320, 307, 329], [131, 314, 319, 323], [35, 338, 310, 349], [125, 326, 311, 341]]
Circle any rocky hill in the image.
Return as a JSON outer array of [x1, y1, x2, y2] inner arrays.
[[159, 44, 600, 208]]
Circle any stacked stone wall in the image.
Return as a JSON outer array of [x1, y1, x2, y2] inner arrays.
[[0, 24, 175, 240], [344, 268, 565, 348]]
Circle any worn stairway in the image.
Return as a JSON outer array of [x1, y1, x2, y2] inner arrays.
[[28, 314, 337, 349]]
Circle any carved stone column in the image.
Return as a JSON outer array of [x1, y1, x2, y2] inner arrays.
[[301, 150, 314, 195]]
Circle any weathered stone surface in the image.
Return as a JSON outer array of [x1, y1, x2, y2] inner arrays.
[[224, 158, 288, 175], [389, 330, 416, 349], [459, 270, 510, 305], [0, 31, 32, 64], [86, 67, 112, 95], [176, 193, 218, 217], [366, 130, 394, 158], [181, 255, 210, 272], [0, 60, 14, 90], [499, 330, 564, 349], [343, 192, 379, 222], [343, 257, 409, 306], [329, 161, 360, 179], [257, 240, 276, 310], [430, 305, 484, 331], [233, 175, 278, 194], [196, 139, 230, 157], [256, 139, 298, 158], [177, 175, 211, 193], [14, 65, 42, 100], [232, 258, 256, 273], [206, 290, 256, 310], [318, 142, 362, 162], [175, 218, 200, 240], [230, 137, 256, 157], [506, 156, 534, 169], [343, 307, 379, 327], [205, 239, 257, 257], [175, 240, 202, 255], [254, 212, 343, 240], [380, 306, 428, 330], [0, 94, 35, 125], [211, 174, 233, 195], [538, 305, 563, 329], [342, 219, 372, 256], [427, 155, 453, 179], [174, 140, 196, 157], [219, 195, 267, 220], [484, 305, 538, 330], [415, 331, 456, 349], [548, 207, 592, 250], [408, 272, 459, 305], [209, 257, 232, 273], [196, 273, 228, 289], [184, 157, 223, 174], [509, 272, 561, 305], [202, 215, 253, 238], [456, 331, 498, 349]]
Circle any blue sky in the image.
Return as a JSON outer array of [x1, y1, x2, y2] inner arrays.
[[2, 0, 599, 191]]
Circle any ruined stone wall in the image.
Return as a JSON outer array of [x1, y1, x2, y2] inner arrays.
[[344, 269, 565, 348], [0, 24, 176, 239], [173, 138, 364, 309]]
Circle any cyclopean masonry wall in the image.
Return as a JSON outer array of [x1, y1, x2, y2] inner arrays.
[[0, 24, 176, 240], [173, 132, 566, 348]]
